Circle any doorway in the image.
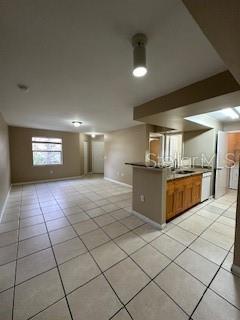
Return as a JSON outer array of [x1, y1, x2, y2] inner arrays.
[[92, 141, 104, 173], [83, 141, 88, 175]]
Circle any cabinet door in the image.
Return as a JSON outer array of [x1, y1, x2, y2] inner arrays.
[[166, 182, 175, 220], [174, 184, 185, 215], [192, 175, 202, 205], [184, 179, 193, 210]]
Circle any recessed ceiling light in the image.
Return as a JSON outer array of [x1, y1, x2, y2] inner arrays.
[[72, 121, 82, 127], [132, 33, 148, 78], [221, 108, 239, 119], [17, 83, 29, 92], [91, 133, 96, 138]]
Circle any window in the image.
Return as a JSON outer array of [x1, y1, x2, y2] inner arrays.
[[164, 134, 182, 161], [32, 137, 63, 166]]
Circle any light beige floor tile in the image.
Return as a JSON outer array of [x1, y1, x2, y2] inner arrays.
[[196, 209, 219, 221], [94, 213, 116, 227], [16, 248, 56, 284], [18, 234, 51, 258], [73, 220, 99, 236], [59, 252, 100, 293], [127, 282, 188, 320], [210, 268, 240, 308], [189, 237, 227, 265], [133, 223, 162, 242], [201, 229, 233, 250], [115, 231, 146, 254], [86, 207, 105, 218], [0, 243, 17, 265], [13, 268, 64, 320], [66, 212, 89, 224], [222, 252, 233, 272], [166, 226, 197, 246], [204, 205, 224, 214], [0, 230, 18, 247], [81, 228, 110, 250], [105, 258, 149, 304], [151, 234, 185, 260], [19, 223, 47, 241], [120, 215, 144, 230], [178, 215, 212, 235], [131, 244, 170, 278], [46, 217, 70, 232], [49, 226, 77, 245], [0, 220, 19, 234], [217, 216, 235, 228], [68, 274, 122, 320], [112, 308, 132, 320], [20, 215, 44, 228], [53, 237, 87, 265], [175, 249, 219, 285], [0, 261, 16, 292], [0, 287, 13, 320], [209, 222, 235, 238], [31, 298, 71, 320], [44, 211, 65, 221], [155, 263, 205, 315], [111, 209, 131, 220], [91, 241, 127, 271], [192, 289, 240, 320], [63, 206, 83, 215], [103, 221, 129, 239], [101, 203, 120, 213]]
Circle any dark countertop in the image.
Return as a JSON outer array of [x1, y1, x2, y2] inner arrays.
[[125, 162, 212, 180]]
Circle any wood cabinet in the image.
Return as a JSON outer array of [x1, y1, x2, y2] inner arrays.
[[166, 174, 202, 221]]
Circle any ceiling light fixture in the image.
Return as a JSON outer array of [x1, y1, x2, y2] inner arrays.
[[72, 121, 82, 127], [91, 133, 96, 138], [17, 83, 29, 92], [132, 33, 148, 77], [221, 108, 239, 119]]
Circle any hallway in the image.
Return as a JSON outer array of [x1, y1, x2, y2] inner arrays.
[[0, 176, 239, 320]]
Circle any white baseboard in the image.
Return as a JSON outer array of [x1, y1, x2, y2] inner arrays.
[[104, 177, 132, 188], [12, 175, 84, 186], [132, 210, 166, 230], [0, 186, 11, 223], [231, 264, 240, 277]]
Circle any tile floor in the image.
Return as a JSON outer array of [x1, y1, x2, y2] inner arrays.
[[0, 175, 240, 320]]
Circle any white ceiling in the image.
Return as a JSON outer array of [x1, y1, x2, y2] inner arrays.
[[0, 0, 226, 133]]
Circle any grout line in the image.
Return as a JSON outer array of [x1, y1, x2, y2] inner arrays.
[[11, 184, 23, 320], [35, 186, 75, 320]]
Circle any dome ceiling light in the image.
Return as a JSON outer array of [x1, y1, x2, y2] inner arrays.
[[132, 33, 148, 78], [72, 121, 82, 127]]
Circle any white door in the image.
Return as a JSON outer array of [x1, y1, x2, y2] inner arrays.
[[92, 141, 104, 173], [215, 131, 228, 199], [83, 141, 88, 175]]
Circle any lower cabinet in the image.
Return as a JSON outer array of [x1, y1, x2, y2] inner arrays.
[[166, 174, 202, 221]]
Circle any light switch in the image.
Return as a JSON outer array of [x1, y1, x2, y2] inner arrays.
[[140, 194, 145, 202]]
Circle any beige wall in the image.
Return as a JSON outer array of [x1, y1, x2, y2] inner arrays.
[[0, 113, 11, 214], [9, 126, 82, 183], [104, 125, 147, 185]]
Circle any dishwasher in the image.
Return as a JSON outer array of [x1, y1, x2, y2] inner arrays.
[[201, 172, 212, 202]]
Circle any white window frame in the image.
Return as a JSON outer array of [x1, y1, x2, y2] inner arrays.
[[32, 137, 63, 166]]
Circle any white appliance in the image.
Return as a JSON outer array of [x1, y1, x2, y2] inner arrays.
[[229, 164, 239, 190], [201, 172, 212, 202]]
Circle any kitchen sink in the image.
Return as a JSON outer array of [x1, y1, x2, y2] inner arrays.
[[175, 170, 195, 174]]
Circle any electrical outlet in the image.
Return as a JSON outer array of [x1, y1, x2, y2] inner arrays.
[[140, 194, 145, 202], [50, 170, 54, 174]]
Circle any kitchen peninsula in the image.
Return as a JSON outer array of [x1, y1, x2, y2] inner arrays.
[[126, 162, 211, 229]]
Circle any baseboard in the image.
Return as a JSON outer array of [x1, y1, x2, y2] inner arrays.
[[0, 186, 11, 223], [231, 264, 240, 277], [12, 175, 84, 186], [104, 177, 132, 188], [132, 210, 166, 230]]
